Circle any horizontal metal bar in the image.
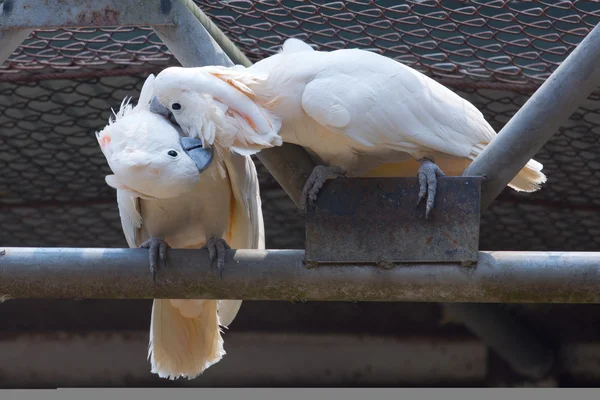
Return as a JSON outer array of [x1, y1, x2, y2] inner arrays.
[[463, 21, 600, 209], [0, 332, 488, 387], [1, 248, 600, 302], [0, 0, 175, 29]]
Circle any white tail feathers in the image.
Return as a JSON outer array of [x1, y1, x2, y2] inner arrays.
[[507, 158, 547, 192], [148, 299, 225, 380], [470, 143, 547, 193]]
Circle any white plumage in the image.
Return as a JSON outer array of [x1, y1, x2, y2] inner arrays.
[[96, 74, 265, 379], [150, 37, 546, 212]]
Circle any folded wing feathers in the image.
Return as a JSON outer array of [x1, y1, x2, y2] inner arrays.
[[202, 66, 268, 96]]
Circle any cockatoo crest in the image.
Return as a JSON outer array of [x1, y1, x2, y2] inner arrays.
[[95, 74, 213, 201], [107, 72, 156, 124]]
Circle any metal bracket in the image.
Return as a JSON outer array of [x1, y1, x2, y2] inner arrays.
[[305, 177, 483, 266], [0, 0, 176, 30]]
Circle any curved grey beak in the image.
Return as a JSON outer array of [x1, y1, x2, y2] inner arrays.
[[149, 96, 170, 117], [180, 137, 213, 174]]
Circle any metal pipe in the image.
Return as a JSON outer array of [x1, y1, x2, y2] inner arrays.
[[442, 303, 555, 379], [0, 332, 487, 387], [1, 248, 600, 302], [256, 144, 317, 207], [463, 21, 600, 209], [151, 0, 233, 70], [179, 0, 253, 68], [151, 0, 317, 207]]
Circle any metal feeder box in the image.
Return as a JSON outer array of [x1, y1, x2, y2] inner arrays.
[[305, 177, 483, 265]]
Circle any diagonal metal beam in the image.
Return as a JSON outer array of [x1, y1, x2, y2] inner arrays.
[[151, 0, 231, 69], [0, 28, 32, 66], [463, 21, 600, 209], [442, 303, 554, 380]]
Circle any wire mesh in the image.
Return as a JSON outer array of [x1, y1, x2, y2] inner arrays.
[[1, 1, 600, 252], [3, 1, 600, 83]]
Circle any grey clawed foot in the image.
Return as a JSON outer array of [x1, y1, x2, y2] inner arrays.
[[202, 237, 231, 280], [139, 237, 170, 283], [299, 165, 346, 214], [416, 158, 446, 220]]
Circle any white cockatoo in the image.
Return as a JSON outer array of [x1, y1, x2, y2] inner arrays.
[[148, 38, 546, 217], [95, 74, 265, 379]]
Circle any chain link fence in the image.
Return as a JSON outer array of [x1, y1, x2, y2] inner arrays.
[[1, 0, 600, 252]]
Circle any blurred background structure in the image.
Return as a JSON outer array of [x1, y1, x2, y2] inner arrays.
[[1, 0, 600, 387]]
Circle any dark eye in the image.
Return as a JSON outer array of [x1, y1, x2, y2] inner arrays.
[[167, 150, 178, 157], [171, 103, 181, 110]]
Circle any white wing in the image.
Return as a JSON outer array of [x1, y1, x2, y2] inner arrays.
[[299, 49, 497, 158], [217, 150, 265, 327], [115, 188, 142, 248]]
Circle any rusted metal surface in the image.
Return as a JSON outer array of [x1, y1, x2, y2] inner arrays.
[[305, 177, 482, 265], [1, 248, 600, 303], [0, 0, 175, 29]]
